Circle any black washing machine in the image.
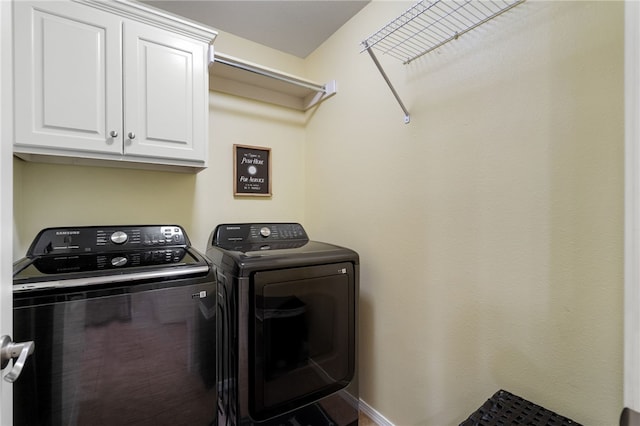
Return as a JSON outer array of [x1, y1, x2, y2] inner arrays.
[[206, 223, 359, 426], [13, 225, 216, 425]]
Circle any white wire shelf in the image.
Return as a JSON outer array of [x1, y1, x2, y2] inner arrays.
[[361, 0, 526, 123], [209, 52, 337, 111], [363, 0, 525, 64]]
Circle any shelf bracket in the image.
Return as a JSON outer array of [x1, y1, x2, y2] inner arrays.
[[303, 79, 337, 110], [363, 41, 410, 124]]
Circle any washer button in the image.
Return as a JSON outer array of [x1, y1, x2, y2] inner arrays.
[[111, 256, 128, 267], [111, 231, 128, 244], [260, 227, 271, 238]]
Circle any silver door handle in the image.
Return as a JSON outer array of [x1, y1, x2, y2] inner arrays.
[[110, 130, 118, 138], [128, 132, 136, 140], [0, 335, 34, 383]]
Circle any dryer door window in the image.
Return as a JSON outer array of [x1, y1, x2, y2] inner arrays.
[[251, 262, 355, 421]]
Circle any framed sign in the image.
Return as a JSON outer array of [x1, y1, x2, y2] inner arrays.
[[234, 144, 272, 196]]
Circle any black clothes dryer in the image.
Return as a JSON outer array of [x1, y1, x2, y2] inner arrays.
[[206, 223, 359, 426]]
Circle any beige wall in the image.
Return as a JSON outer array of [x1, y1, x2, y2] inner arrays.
[[304, 1, 623, 424], [13, 1, 624, 424]]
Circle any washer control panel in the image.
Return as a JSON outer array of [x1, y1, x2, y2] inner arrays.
[[28, 225, 188, 256], [212, 223, 308, 251], [27, 247, 188, 274]]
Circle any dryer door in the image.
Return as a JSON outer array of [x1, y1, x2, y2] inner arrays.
[[251, 262, 356, 421]]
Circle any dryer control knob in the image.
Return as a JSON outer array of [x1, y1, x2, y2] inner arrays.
[[260, 227, 271, 238], [111, 231, 128, 245]]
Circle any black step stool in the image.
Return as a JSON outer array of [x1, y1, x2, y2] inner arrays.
[[460, 389, 581, 425]]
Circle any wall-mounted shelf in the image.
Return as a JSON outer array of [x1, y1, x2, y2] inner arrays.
[[209, 51, 336, 111], [361, 0, 526, 123]]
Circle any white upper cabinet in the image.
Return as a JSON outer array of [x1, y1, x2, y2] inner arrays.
[[123, 20, 206, 162], [14, 2, 122, 155], [12, 0, 216, 172]]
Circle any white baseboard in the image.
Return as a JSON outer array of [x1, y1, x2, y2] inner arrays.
[[359, 399, 394, 426]]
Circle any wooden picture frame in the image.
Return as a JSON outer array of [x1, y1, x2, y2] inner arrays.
[[233, 144, 272, 196]]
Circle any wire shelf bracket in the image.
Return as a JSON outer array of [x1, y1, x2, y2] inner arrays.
[[361, 0, 526, 124]]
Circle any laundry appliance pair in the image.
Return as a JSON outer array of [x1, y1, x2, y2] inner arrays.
[[11, 222, 358, 426]]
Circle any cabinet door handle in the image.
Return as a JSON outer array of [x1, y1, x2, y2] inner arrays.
[[128, 132, 136, 140], [109, 130, 118, 138]]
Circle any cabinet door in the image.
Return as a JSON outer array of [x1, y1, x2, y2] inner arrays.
[[13, 1, 123, 155], [123, 21, 207, 163]]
